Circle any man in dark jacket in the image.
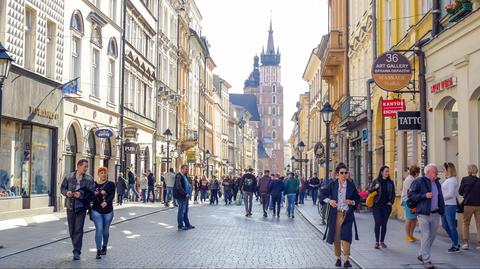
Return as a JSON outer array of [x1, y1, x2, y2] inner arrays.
[[309, 173, 321, 205], [174, 165, 195, 231], [60, 159, 95, 260], [258, 170, 272, 217], [116, 173, 127, 205], [241, 168, 257, 217], [408, 163, 445, 269], [147, 170, 156, 203], [126, 167, 139, 201]]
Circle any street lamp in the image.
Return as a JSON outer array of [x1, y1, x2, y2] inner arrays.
[[290, 156, 296, 174], [298, 141, 305, 177], [321, 102, 334, 180], [0, 43, 14, 142], [163, 128, 173, 172], [205, 149, 211, 177]]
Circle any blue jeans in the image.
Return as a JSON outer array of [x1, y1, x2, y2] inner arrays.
[[200, 190, 208, 202], [287, 194, 296, 216], [165, 187, 177, 206], [442, 205, 459, 246], [91, 210, 114, 250], [224, 190, 233, 203], [177, 199, 191, 228], [210, 189, 218, 204], [311, 189, 318, 204], [299, 191, 305, 204], [141, 188, 147, 203], [127, 184, 139, 201]]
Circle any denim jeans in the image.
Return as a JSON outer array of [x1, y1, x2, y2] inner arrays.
[[141, 188, 147, 203], [244, 192, 253, 214], [210, 189, 218, 204], [311, 189, 318, 204], [127, 184, 139, 201], [177, 199, 191, 228], [92, 210, 114, 250], [271, 194, 282, 215], [299, 191, 305, 204], [287, 194, 296, 216], [200, 190, 208, 202], [224, 190, 233, 204], [147, 187, 155, 203], [66, 209, 86, 255], [442, 205, 459, 246], [165, 187, 177, 206]]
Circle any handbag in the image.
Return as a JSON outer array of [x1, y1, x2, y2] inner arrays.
[[456, 198, 464, 213], [406, 198, 418, 209], [366, 191, 377, 208]]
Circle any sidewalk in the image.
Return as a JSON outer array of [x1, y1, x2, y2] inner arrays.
[[297, 201, 480, 269], [0, 203, 174, 259]]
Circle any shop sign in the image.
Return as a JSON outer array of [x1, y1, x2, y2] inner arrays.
[[397, 111, 421, 130], [124, 142, 137, 153], [124, 127, 138, 140], [382, 99, 406, 117], [314, 142, 325, 158], [372, 52, 412, 91], [29, 106, 59, 120], [431, 76, 457, 93], [95, 129, 113, 139], [362, 128, 368, 143], [186, 150, 196, 163]]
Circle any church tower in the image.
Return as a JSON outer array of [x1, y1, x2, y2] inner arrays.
[[244, 20, 284, 173]]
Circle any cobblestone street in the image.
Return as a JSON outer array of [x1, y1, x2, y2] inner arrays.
[[0, 202, 351, 268]]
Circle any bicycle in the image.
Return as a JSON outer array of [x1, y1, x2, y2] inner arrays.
[[317, 201, 329, 225]]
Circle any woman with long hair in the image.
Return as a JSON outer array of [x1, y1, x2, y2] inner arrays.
[[442, 162, 460, 252], [401, 165, 420, 242], [369, 166, 396, 249], [92, 167, 115, 259]]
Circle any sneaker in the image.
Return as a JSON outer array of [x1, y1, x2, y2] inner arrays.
[[263, 213, 267, 217], [335, 259, 342, 267], [186, 225, 195, 230], [380, 242, 387, 248], [178, 227, 188, 231], [461, 244, 470, 250], [96, 250, 101, 260], [448, 246, 460, 253], [277, 214, 280, 218], [292, 215, 295, 219], [101, 245, 107, 255], [424, 261, 434, 269], [343, 260, 352, 268], [405, 236, 415, 242], [73, 254, 80, 260], [417, 255, 423, 263], [374, 242, 380, 249]]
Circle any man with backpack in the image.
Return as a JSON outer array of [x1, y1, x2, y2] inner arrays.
[[241, 168, 257, 217]]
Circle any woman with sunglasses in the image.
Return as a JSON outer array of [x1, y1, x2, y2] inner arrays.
[[320, 163, 360, 268], [369, 166, 396, 249]]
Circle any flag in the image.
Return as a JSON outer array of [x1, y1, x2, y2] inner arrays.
[[61, 77, 79, 95]]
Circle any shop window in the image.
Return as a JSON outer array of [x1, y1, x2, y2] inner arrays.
[[444, 99, 458, 137], [31, 127, 53, 195]]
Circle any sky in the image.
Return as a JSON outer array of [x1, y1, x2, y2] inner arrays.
[[195, 0, 328, 139]]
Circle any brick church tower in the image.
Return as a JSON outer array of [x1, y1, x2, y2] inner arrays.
[[244, 20, 284, 173]]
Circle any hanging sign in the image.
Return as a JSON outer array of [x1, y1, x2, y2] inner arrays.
[[397, 111, 421, 130], [124, 142, 137, 153], [95, 129, 113, 139], [382, 99, 406, 117], [186, 150, 196, 163], [314, 142, 325, 158], [372, 52, 412, 91], [124, 127, 138, 140]]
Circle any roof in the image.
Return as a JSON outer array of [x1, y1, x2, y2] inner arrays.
[[258, 140, 270, 158], [229, 94, 260, 121]]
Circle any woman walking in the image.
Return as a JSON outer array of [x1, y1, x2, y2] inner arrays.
[[369, 166, 395, 249], [459, 164, 480, 250], [401, 165, 420, 242], [209, 176, 220, 205], [320, 163, 360, 268], [200, 176, 209, 203], [441, 162, 460, 252], [116, 173, 127, 206], [92, 167, 115, 259]]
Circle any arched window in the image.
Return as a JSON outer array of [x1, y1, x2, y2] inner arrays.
[[103, 138, 112, 168], [444, 99, 458, 137], [272, 119, 276, 127], [107, 37, 118, 58], [91, 24, 102, 47], [70, 10, 84, 34], [272, 131, 276, 139], [87, 130, 96, 176], [272, 95, 276, 104], [272, 107, 276, 115], [272, 84, 276, 93], [65, 126, 78, 174]]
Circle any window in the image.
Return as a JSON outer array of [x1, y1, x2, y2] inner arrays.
[[24, 7, 36, 71], [272, 119, 276, 127], [136, 78, 142, 112], [421, 0, 432, 14], [444, 99, 458, 137], [107, 59, 115, 104], [125, 14, 131, 40], [107, 38, 118, 58], [129, 72, 135, 109], [272, 95, 276, 104], [46, 21, 56, 79], [91, 49, 100, 97], [72, 37, 81, 88], [384, 0, 392, 50], [272, 84, 276, 93], [109, 0, 117, 22], [70, 10, 84, 34], [124, 70, 129, 105], [91, 24, 102, 47], [272, 107, 276, 115]]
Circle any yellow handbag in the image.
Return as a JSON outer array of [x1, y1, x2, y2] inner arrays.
[[366, 191, 377, 208]]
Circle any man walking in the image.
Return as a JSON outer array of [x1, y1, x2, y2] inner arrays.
[[60, 159, 95, 260], [165, 168, 177, 207], [222, 175, 234, 205], [241, 168, 257, 217], [408, 163, 445, 269], [174, 165, 195, 231], [126, 167, 138, 202], [284, 172, 300, 218], [258, 170, 272, 217], [309, 173, 321, 205], [147, 170, 156, 203]]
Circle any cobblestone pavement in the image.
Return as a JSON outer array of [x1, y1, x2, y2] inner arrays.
[[0, 201, 355, 268]]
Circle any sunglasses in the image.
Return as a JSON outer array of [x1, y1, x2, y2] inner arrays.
[[339, 171, 349, 175]]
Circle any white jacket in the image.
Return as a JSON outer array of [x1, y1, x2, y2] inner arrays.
[[441, 176, 458, 206]]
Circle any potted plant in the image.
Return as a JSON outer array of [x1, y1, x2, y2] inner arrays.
[[448, 0, 473, 22]]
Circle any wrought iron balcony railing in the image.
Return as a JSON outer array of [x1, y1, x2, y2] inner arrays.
[[340, 96, 367, 120]]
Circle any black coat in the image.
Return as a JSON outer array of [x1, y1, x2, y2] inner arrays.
[[320, 180, 360, 244], [116, 177, 127, 194], [60, 172, 95, 212], [173, 173, 188, 200], [368, 178, 395, 205]]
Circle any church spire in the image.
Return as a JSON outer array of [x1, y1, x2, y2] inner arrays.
[[266, 19, 275, 54]]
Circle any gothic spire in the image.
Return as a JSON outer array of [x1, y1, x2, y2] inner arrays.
[[267, 19, 275, 54]]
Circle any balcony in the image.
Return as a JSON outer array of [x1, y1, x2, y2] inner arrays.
[[340, 96, 367, 121], [321, 30, 346, 78], [179, 129, 198, 152]]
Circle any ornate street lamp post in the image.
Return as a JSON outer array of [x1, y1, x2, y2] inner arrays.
[[321, 102, 334, 180], [0, 43, 14, 142], [163, 128, 173, 172], [297, 141, 305, 177], [205, 149, 211, 177]]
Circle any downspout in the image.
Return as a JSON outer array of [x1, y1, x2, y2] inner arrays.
[[119, 0, 127, 175], [432, 0, 441, 36], [366, 0, 377, 184], [345, 0, 350, 169]]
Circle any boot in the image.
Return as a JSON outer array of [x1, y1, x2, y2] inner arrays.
[[101, 245, 107, 255], [96, 250, 101, 259]]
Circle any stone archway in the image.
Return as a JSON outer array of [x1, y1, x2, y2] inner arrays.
[[435, 96, 459, 168]]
